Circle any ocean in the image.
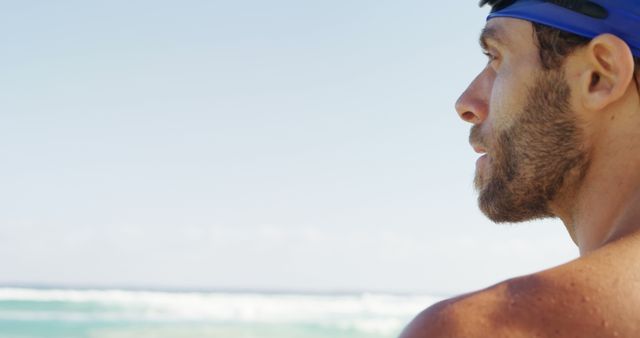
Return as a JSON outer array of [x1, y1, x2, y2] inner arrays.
[[0, 288, 442, 338]]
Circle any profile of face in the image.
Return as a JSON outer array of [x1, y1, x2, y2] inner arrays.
[[457, 18, 589, 223]]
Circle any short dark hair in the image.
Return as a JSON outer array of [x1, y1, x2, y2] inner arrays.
[[532, 22, 640, 72]]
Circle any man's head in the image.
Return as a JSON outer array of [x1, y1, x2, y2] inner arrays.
[[457, 0, 640, 223]]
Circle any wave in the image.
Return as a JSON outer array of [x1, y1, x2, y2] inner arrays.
[[0, 288, 442, 335]]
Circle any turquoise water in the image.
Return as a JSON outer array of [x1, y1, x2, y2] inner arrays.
[[0, 288, 441, 338]]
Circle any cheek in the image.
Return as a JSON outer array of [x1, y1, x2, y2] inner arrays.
[[487, 76, 512, 131], [488, 69, 529, 131]]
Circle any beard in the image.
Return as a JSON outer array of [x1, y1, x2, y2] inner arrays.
[[471, 68, 590, 223]]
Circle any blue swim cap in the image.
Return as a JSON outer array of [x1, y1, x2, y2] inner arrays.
[[480, 0, 640, 57]]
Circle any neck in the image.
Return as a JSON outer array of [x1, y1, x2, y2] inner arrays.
[[554, 103, 640, 255], [564, 164, 640, 255]]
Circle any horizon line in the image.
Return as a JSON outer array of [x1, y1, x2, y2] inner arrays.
[[0, 282, 456, 298]]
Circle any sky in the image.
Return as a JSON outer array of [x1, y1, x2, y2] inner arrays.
[[0, 1, 578, 295]]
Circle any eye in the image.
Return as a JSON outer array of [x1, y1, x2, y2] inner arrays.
[[482, 50, 498, 63]]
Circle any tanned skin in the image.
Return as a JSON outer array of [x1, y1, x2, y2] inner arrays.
[[400, 18, 640, 338]]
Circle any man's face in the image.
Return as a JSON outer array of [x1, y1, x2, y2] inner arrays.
[[456, 18, 589, 223]]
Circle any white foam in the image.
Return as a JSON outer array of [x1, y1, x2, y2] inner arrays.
[[0, 288, 442, 335]]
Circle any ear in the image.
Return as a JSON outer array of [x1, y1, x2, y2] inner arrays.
[[579, 33, 635, 111]]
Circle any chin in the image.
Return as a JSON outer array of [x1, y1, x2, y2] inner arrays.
[[477, 179, 554, 224]]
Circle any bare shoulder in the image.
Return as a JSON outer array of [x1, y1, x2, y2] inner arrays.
[[399, 277, 539, 338], [400, 239, 640, 338]]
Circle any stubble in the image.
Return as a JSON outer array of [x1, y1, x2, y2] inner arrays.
[[471, 69, 590, 223]]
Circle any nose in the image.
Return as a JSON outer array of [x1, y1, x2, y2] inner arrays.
[[455, 69, 492, 125]]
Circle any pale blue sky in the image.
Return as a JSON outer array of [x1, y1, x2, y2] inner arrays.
[[0, 1, 577, 294]]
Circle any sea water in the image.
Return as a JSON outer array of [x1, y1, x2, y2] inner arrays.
[[0, 288, 442, 338]]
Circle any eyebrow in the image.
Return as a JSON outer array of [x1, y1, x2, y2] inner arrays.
[[479, 26, 506, 50]]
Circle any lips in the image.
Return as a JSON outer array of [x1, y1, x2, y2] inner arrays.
[[476, 153, 489, 167], [469, 126, 489, 169], [471, 143, 489, 173], [471, 144, 487, 155]]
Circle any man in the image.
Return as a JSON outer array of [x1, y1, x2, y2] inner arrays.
[[401, 0, 640, 337]]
